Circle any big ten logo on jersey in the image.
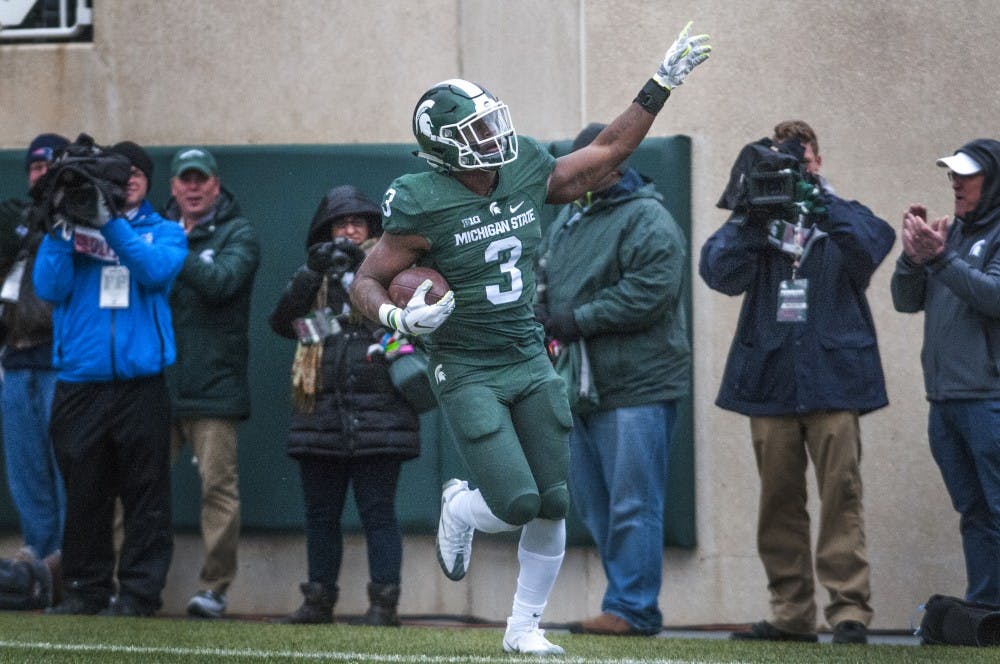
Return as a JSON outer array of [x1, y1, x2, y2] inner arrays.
[[462, 214, 482, 228]]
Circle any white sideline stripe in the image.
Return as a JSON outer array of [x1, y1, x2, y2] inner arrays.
[[0, 639, 743, 664]]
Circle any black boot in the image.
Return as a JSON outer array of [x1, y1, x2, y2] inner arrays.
[[360, 582, 400, 627], [273, 582, 336, 624]]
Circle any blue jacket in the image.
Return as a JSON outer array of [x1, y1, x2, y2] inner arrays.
[[699, 194, 895, 416], [33, 200, 188, 382]]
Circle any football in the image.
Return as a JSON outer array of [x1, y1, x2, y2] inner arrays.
[[388, 267, 450, 307]]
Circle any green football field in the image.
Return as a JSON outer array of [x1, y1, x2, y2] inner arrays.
[[0, 613, 988, 663]]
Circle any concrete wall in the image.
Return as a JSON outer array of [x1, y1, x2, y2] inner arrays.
[[3, 0, 999, 628]]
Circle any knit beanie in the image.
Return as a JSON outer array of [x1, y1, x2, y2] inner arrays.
[[109, 141, 154, 183], [25, 133, 69, 171]]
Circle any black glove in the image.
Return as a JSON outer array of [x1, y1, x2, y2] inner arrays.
[[307, 242, 337, 273], [330, 236, 366, 270], [545, 311, 581, 343]]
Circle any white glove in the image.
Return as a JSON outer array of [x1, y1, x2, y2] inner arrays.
[[379, 279, 455, 336], [653, 21, 712, 90]]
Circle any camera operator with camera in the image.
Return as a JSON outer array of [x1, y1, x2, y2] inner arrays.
[[33, 138, 188, 617], [268, 185, 419, 627], [699, 121, 895, 644]]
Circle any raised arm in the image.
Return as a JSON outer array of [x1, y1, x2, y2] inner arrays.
[[547, 21, 711, 204]]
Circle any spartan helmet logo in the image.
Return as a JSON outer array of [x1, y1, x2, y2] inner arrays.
[[414, 99, 435, 139]]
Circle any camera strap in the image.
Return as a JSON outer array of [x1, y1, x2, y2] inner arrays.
[[766, 218, 811, 260]]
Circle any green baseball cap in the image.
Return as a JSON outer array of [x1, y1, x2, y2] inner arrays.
[[171, 147, 218, 178]]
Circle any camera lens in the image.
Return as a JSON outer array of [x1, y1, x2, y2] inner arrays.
[[329, 250, 353, 274]]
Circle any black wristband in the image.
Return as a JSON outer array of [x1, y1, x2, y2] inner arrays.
[[633, 78, 670, 115]]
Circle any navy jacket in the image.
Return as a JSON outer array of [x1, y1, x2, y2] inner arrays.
[[699, 194, 895, 416]]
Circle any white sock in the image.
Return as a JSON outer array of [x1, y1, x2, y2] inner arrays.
[[451, 487, 517, 534], [510, 535, 564, 624]]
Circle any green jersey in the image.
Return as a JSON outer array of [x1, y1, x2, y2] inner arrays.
[[381, 136, 556, 365]]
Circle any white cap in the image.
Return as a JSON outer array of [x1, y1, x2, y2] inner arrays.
[[936, 151, 982, 175]]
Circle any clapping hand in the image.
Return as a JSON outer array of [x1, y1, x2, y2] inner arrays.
[[902, 204, 948, 264]]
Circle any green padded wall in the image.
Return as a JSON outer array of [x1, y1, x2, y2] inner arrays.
[[0, 136, 694, 548]]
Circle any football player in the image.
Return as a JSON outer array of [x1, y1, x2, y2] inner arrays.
[[350, 21, 711, 655]]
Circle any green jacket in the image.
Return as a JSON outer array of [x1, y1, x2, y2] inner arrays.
[[539, 170, 690, 412], [164, 188, 261, 419]]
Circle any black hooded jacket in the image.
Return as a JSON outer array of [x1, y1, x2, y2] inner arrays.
[[954, 138, 1000, 228], [268, 186, 419, 461], [891, 138, 1000, 400]]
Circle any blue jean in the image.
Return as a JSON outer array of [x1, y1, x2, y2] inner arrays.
[[568, 402, 675, 634], [929, 400, 1000, 605], [1, 367, 64, 558]]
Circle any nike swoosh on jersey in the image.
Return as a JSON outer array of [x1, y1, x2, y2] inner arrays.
[[509, 201, 526, 213]]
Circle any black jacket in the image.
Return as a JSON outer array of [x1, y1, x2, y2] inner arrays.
[[268, 186, 418, 461], [0, 200, 53, 369]]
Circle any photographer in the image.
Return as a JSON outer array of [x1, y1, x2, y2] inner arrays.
[[33, 139, 187, 616], [699, 121, 895, 644], [268, 185, 419, 627]]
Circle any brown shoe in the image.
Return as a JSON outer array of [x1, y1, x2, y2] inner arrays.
[[570, 612, 644, 636]]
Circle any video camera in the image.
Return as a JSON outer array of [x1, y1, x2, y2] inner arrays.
[[31, 133, 130, 233], [716, 137, 819, 224], [747, 162, 800, 209]]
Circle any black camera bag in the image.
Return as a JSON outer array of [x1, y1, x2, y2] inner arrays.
[[716, 137, 803, 212], [32, 133, 131, 231], [918, 593, 1000, 646]]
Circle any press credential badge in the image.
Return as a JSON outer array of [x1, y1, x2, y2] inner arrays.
[[100, 265, 130, 308], [777, 278, 808, 323]]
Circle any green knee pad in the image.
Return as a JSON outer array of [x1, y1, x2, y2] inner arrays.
[[538, 482, 569, 520], [503, 492, 542, 526]]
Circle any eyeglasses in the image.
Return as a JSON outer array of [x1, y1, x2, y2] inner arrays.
[[948, 171, 982, 183]]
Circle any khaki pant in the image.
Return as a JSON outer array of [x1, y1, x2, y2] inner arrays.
[[749, 411, 872, 633], [172, 418, 241, 595]]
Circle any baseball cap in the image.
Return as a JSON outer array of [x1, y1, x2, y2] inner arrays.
[[171, 147, 218, 178], [936, 151, 982, 175], [25, 133, 69, 171]]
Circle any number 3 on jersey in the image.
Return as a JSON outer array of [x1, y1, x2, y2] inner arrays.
[[485, 236, 522, 305]]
